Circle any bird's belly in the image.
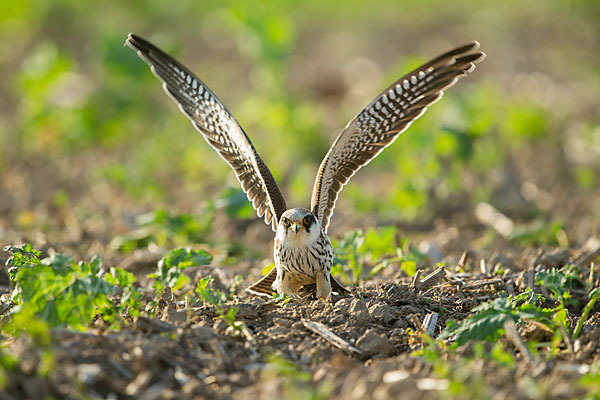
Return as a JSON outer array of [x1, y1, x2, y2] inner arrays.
[[276, 245, 328, 280]]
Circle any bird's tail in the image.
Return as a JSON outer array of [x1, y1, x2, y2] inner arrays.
[[245, 267, 350, 297]]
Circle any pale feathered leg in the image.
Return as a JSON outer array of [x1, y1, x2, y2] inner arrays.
[[315, 271, 332, 301]]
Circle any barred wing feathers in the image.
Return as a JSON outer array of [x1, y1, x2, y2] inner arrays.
[[126, 33, 287, 231], [311, 42, 485, 232]]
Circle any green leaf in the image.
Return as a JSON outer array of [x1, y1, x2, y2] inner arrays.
[[515, 303, 554, 322], [509, 287, 545, 305], [361, 226, 397, 261], [171, 273, 190, 292], [4, 244, 42, 282], [508, 220, 563, 246], [109, 228, 154, 253], [150, 248, 212, 297], [440, 289, 565, 347], [536, 265, 585, 306], [217, 187, 255, 219], [440, 297, 517, 345], [1, 305, 51, 346], [160, 248, 212, 270], [222, 306, 238, 326], [195, 276, 227, 306], [5, 249, 133, 330], [400, 260, 417, 277], [553, 308, 568, 327], [4, 243, 41, 267], [106, 267, 137, 287], [332, 229, 365, 285], [42, 253, 73, 276]]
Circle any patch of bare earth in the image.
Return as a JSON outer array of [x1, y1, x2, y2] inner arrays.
[[1, 241, 598, 399]]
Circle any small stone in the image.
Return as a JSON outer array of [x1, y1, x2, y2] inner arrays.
[[333, 297, 353, 313], [76, 364, 102, 385], [393, 318, 408, 329], [291, 321, 305, 331], [356, 329, 391, 357], [166, 307, 188, 325], [328, 314, 346, 326], [349, 299, 369, 325], [369, 302, 393, 324], [181, 377, 205, 396], [398, 305, 419, 317], [191, 324, 215, 340], [214, 318, 229, 333], [126, 370, 153, 396], [237, 302, 262, 319], [273, 317, 292, 328], [267, 325, 289, 338], [382, 369, 410, 383], [384, 284, 402, 301]]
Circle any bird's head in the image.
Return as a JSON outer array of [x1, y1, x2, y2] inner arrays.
[[277, 208, 321, 245]]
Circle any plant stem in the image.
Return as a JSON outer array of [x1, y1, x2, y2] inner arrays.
[[573, 288, 600, 340]]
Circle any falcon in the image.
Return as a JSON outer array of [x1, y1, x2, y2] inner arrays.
[[126, 33, 485, 300]]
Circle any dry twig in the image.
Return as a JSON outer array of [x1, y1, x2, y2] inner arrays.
[[503, 319, 535, 366], [302, 320, 362, 356], [411, 266, 446, 292]]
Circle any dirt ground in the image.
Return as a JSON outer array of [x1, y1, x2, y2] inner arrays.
[[0, 145, 599, 399], [1, 16, 600, 397], [1, 204, 599, 400]]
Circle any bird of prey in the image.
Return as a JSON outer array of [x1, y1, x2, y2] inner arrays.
[[126, 33, 485, 301]]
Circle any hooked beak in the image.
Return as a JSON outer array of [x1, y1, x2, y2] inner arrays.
[[290, 223, 302, 233]]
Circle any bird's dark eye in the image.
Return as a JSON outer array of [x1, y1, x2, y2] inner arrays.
[[303, 216, 311, 227], [282, 217, 290, 227]]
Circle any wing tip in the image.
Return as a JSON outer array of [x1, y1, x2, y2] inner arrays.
[[125, 32, 148, 53], [474, 51, 487, 63], [460, 41, 486, 67], [457, 41, 481, 55], [125, 32, 135, 46]]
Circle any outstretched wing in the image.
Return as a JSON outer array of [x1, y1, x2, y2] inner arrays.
[[311, 42, 485, 232], [126, 33, 287, 231]]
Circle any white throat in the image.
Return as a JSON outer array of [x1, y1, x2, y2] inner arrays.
[[276, 208, 322, 249], [277, 224, 320, 248]]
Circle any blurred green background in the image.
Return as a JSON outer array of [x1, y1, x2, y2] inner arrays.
[[1, 0, 599, 260]]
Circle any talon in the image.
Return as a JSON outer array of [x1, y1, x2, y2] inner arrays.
[[287, 293, 312, 319], [318, 296, 333, 311], [292, 293, 306, 306]]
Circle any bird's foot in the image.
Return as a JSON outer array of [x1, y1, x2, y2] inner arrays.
[[291, 293, 305, 306], [280, 297, 293, 305], [318, 296, 334, 311], [291, 293, 313, 319]]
